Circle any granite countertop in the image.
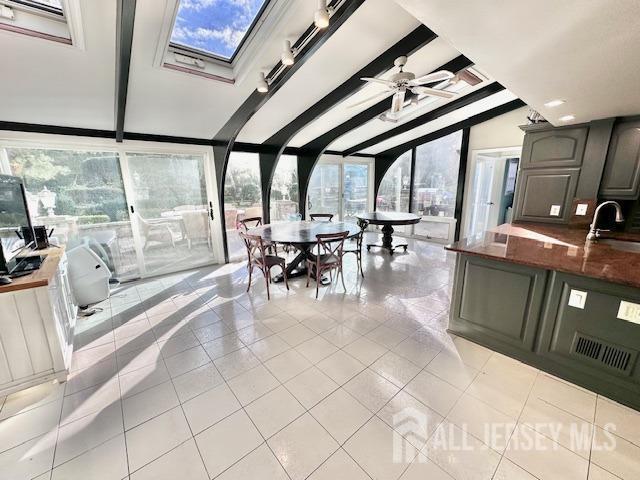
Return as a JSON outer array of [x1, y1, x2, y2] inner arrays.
[[446, 223, 640, 289]]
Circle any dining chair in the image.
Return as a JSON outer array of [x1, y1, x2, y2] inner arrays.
[[239, 231, 289, 301], [238, 216, 277, 255], [306, 231, 348, 298], [310, 213, 334, 222], [343, 225, 365, 278]]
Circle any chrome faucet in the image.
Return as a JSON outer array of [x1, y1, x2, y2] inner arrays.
[[587, 201, 624, 241]]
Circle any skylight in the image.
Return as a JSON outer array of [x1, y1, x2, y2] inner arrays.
[[170, 0, 269, 61]]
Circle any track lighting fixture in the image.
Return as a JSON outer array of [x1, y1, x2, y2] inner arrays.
[[314, 0, 330, 29], [281, 40, 295, 66], [257, 72, 268, 93]]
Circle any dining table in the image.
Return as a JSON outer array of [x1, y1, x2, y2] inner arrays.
[[249, 220, 360, 284], [356, 212, 421, 254]]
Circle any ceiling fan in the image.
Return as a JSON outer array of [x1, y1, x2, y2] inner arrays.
[[348, 55, 457, 117]]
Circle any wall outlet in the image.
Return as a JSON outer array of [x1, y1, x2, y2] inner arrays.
[[568, 289, 587, 309], [617, 301, 640, 324], [550, 205, 561, 216], [575, 203, 589, 216]]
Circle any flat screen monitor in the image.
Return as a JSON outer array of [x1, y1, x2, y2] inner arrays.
[[0, 174, 34, 271]]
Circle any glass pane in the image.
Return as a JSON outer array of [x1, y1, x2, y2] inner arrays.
[[343, 163, 369, 223], [376, 151, 411, 212], [224, 152, 262, 260], [127, 153, 213, 276], [4, 147, 139, 280], [269, 155, 299, 223], [307, 164, 340, 218], [171, 0, 268, 60], [411, 131, 463, 219]]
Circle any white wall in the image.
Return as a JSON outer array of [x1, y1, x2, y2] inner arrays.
[[460, 106, 528, 238]]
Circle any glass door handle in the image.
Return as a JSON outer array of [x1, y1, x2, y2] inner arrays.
[[208, 201, 214, 220], [130, 205, 135, 214]]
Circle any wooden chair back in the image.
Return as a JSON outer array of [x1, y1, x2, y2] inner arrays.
[[310, 213, 334, 222], [315, 231, 348, 259], [238, 216, 263, 231], [239, 231, 267, 265]]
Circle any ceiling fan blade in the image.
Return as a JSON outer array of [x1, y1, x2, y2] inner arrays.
[[411, 86, 457, 98], [346, 90, 393, 109], [360, 77, 396, 87], [391, 89, 406, 114], [409, 70, 454, 86]]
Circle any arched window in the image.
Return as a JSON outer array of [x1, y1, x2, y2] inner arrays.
[[269, 155, 299, 222], [376, 150, 411, 212]]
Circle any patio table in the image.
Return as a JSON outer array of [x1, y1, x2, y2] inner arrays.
[[249, 220, 360, 284]]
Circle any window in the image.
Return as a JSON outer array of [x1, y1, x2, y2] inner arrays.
[[170, 0, 269, 61], [224, 151, 262, 259], [376, 151, 411, 213], [269, 155, 299, 222], [11, 0, 63, 15], [411, 131, 463, 219], [2, 147, 139, 279]]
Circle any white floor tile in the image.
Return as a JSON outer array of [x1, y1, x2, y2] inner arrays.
[[268, 413, 339, 480], [591, 426, 640, 480], [226, 364, 279, 406], [399, 454, 454, 480], [588, 463, 623, 480], [0, 431, 56, 480], [126, 407, 191, 473], [392, 337, 440, 368], [366, 325, 408, 349], [51, 434, 128, 480], [321, 325, 361, 348], [295, 336, 338, 364], [277, 323, 316, 346], [214, 347, 261, 380], [65, 357, 118, 396], [343, 369, 400, 413], [308, 448, 370, 480], [316, 350, 365, 385], [0, 382, 65, 421], [164, 346, 211, 378], [493, 457, 538, 480], [245, 386, 306, 438], [311, 388, 372, 445], [530, 373, 596, 422], [195, 410, 264, 478], [0, 399, 61, 452], [595, 396, 640, 446], [285, 366, 339, 409], [371, 352, 421, 388], [215, 443, 289, 480], [404, 371, 463, 417], [157, 331, 200, 358], [129, 439, 208, 480], [201, 333, 245, 360], [343, 336, 388, 365], [172, 363, 224, 403], [182, 383, 241, 434], [119, 363, 171, 399], [247, 334, 291, 361], [425, 350, 480, 390], [264, 349, 312, 383], [123, 380, 178, 430]]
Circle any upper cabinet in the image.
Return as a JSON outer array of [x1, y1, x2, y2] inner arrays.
[[520, 126, 588, 169], [600, 118, 640, 200]]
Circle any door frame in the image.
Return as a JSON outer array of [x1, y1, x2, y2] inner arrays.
[[461, 146, 522, 239], [0, 131, 226, 278], [307, 154, 375, 221]]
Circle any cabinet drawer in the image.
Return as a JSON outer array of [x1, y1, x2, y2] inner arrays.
[[521, 126, 588, 169], [513, 168, 579, 223]]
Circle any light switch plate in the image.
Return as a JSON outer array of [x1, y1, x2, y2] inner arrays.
[[576, 203, 588, 216], [617, 301, 640, 324], [550, 205, 561, 216], [568, 289, 587, 309]]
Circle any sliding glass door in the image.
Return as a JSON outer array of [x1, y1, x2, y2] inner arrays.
[[123, 152, 217, 277], [307, 158, 373, 222]]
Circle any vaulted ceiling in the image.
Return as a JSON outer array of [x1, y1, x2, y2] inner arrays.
[[0, 0, 637, 157]]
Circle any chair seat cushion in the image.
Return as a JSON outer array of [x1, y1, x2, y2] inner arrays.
[[256, 255, 286, 267]]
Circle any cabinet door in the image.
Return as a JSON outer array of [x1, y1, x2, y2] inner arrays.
[[521, 127, 588, 169], [450, 255, 548, 351], [600, 119, 640, 199], [513, 168, 580, 223]]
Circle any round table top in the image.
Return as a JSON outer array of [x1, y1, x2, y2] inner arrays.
[[356, 212, 421, 225], [250, 221, 360, 245]]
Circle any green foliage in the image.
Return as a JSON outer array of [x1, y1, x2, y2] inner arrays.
[[76, 215, 110, 225]]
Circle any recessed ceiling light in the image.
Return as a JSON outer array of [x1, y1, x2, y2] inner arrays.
[[559, 114, 576, 122], [544, 99, 566, 108]]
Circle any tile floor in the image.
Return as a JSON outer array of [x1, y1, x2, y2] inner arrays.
[[1, 236, 639, 480]]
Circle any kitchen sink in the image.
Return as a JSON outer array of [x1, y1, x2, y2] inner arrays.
[[598, 238, 640, 253]]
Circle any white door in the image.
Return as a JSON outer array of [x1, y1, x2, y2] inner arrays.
[[468, 155, 497, 238], [121, 151, 221, 277]]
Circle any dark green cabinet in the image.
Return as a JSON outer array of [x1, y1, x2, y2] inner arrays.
[[513, 168, 579, 223], [450, 255, 548, 351], [521, 126, 588, 169], [600, 118, 640, 199]]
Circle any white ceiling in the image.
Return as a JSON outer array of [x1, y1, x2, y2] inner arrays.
[[286, 37, 460, 148], [394, 0, 640, 126], [125, 0, 319, 138], [0, 0, 116, 129], [361, 89, 518, 154], [236, 0, 420, 144]]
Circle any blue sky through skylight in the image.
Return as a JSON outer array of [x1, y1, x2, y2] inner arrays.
[[171, 0, 268, 60]]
